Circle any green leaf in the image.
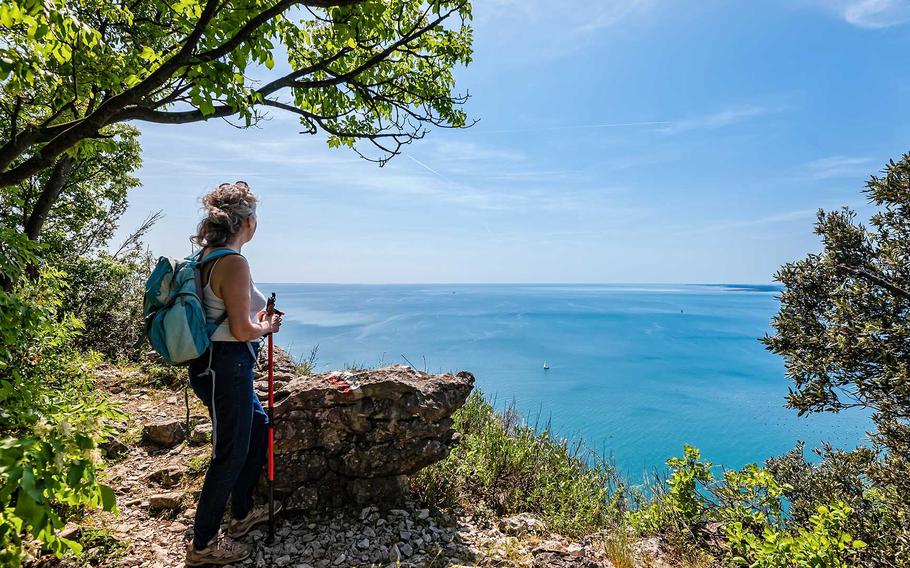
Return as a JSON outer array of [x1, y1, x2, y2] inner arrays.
[[99, 484, 117, 511]]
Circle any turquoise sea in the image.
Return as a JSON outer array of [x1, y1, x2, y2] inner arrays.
[[265, 283, 870, 479]]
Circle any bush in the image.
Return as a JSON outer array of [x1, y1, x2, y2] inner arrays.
[[0, 233, 121, 566], [766, 443, 909, 567], [59, 250, 151, 363], [412, 390, 625, 537], [761, 152, 910, 567], [630, 446, 866, 567]]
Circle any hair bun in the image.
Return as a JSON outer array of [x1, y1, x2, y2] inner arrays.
[[192, 182, 258, 247]]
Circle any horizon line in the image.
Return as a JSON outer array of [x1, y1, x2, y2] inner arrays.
[[256, 281, 781, 287]]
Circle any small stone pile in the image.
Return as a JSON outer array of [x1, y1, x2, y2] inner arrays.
[[251, 351, 475, 510], [238, 503, 471, 568]]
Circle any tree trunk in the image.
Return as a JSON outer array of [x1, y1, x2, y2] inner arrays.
[[24, 155, 72, 241]]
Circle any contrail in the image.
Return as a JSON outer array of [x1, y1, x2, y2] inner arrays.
[[405, 154, 445, 178]]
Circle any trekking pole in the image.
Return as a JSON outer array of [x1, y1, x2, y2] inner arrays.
[[266, 292, 277, 543]]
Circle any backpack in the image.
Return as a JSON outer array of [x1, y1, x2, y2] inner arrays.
[[143, 248, 239, 364]]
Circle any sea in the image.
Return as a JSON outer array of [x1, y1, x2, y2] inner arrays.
[[263, 283, 871, 481]]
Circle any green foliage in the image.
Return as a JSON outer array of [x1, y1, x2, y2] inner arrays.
[[762, 152, 910, 567], [76, 526, 127, 565], [0, 0, 474, 186], [412, 390, 625, 538], [628, 445, 713, 535], [725, 503, 865, 568], [59, 249, 152, 362], [294, 344, 320, 376], [0, 250, 121, 565], [766, 443, 909, 567], [0, 124, 141, 258], [630, 447, 864, 567], [762, 153, 910, 446]]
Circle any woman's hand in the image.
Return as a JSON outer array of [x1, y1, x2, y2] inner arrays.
[[266, 312, 283, 334]]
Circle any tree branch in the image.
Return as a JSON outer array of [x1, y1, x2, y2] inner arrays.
[[24, 155, 74, 240], [837, 263, 910, 302]]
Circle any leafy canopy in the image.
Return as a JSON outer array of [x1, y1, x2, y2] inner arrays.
[[0, 0, 473, 186]]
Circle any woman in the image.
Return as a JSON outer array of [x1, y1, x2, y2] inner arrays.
[[185, 181, 284, 566]]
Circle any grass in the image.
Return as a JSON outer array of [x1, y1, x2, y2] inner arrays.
[[598, 530, 637, 568], [187, 454, 209, 477], [411, 389, 626, 539], [294, 344, 320, 375], [77, 527, 127, 565]]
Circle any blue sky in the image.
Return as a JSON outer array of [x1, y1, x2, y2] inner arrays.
[[120, 0, 910, 283]]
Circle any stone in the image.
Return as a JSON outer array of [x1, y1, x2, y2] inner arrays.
[[189, 423, 212, 445], [146, 465, 184, 487], [260, 360, 474, 510], [148, 492, 182, 510], [498, 512, 547, 536], [142, 420, 185, 447], [101, 437, 129, 459], [399, 542, 414, 557]]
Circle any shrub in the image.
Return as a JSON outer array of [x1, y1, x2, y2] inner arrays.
[[0, 233, 121, 566], [59, 250, 151, 363], [630, 446, 865, 567], [412, 390, 625, 537]]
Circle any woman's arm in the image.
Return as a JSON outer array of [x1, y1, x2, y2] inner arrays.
[[215, 255, 279, 341]]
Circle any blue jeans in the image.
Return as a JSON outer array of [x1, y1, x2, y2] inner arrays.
[[189, 341, 267, 550]]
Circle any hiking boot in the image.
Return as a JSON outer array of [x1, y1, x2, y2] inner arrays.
[[226, 502, 284, 539], [185, 535, 251, 566]]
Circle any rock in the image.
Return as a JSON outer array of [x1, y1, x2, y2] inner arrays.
[[146, 465, 184, 487], [632, 536, 674, 568], [262, 364, 474, 510], [148, 492, 182, 510], [532, 552, 605, 568], [101, 437, 129, 459], [399, 542, 414, 557], [189, 423, 211, 445], [142, 420, 185, 447], [498, 512, 546, 535], [59, 522, 81, 541]]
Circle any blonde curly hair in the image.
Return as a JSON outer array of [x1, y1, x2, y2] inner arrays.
[[193, 181, 258, 247]]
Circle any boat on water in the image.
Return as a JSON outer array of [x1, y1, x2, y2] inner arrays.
[[543, 361, 550, 370]]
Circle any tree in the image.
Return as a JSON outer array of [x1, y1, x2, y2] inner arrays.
[[0, 0, 474, 192], [0, 124, 141, 255], [763, 153, 910, 436], [763, 153, 910, 566]]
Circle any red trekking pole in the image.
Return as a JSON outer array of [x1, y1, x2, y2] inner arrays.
[[265, 292, 277, 543]]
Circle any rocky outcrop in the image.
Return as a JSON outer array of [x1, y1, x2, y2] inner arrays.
[[253, 349, 475, 510], [141, 419, 185, 447]]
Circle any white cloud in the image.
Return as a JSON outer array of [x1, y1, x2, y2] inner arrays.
[[657, 105, 772, 135], [475, 0, 657, 59], [808, 0, 910, 28], [802, 155, 876, 180]]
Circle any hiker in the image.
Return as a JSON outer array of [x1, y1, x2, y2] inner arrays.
[[185, 181, 284, 566]]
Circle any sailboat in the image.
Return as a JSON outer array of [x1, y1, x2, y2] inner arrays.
[[543, 361, 550, 370]]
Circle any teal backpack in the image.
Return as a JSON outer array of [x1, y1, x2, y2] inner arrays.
[[143, 248, 238, 364]]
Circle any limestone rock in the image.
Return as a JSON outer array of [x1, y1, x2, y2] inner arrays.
[[258, 362, 474, 510], [142, 420, 185, 447], [146, 465, 184, 487], [148, 492, 183, 511], [189, 423, 211, 445], [498, 512, 546, 535]]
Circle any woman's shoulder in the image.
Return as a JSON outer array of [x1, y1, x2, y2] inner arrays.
[[209, 250, 250, 286]]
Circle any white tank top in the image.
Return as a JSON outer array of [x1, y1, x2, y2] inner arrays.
[[201, 254, 267, 342]]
